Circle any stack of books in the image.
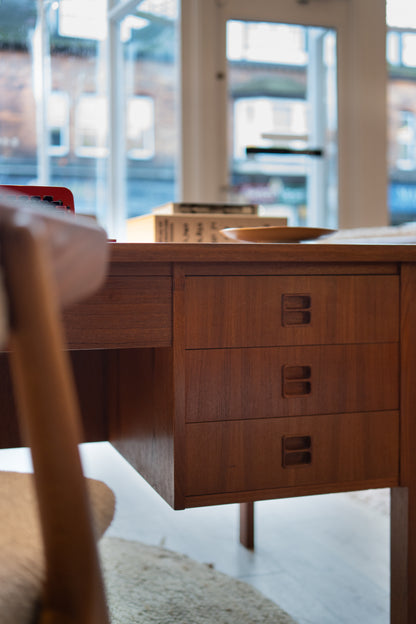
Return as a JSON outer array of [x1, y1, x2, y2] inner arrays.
[[126, 202, 287, 243]]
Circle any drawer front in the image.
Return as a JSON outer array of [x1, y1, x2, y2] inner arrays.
[[185, 343, 399, 422], [185, 412, 399, 496], [185, 275, 399, 348], [64, 276, 172, 349]]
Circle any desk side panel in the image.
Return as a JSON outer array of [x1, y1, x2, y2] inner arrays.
[[0, 350, 109, 447], [108, 348, 176, 508]]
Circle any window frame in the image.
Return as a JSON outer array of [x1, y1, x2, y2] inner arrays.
[[180, 0, 388, 230]]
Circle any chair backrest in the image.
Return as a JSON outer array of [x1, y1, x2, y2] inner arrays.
[[0, 189, 110, 623]]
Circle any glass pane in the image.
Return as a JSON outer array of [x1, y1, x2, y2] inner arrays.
[[120, 0, 179, 219], [387, 0, 416, 225], [387, 49, 416, 224], [48, 0, 108, 220], [387, 0, 416, 30], [226, 21, 338, 228], [0, 0, 108, 222], [0, 1, 38, 185]]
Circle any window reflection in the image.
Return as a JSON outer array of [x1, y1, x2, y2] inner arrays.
[[120, 2, 178, 219], [48, 91, 70, 156], [75, 95, 108, 158], [127, 96, 155, 160]]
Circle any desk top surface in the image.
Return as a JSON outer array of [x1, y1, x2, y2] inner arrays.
[[109, 242, 416, 264]]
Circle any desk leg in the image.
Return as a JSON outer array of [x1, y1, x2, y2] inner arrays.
[[391, 487, 416, 623], [393, 263, 416, 623], [239, 502, 255, 549]]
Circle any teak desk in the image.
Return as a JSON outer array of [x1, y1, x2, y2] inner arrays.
[[1, 242, 416, 622]]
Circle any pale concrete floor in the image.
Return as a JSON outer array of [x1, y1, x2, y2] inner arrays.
[[0, 442, 390, 624]]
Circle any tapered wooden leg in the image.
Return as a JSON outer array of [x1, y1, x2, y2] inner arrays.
[[390, 487, 416, 623], [239, 502, 255, 549], [392, 263, 416, 623]]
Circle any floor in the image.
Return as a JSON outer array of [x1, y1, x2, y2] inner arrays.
[[0, 442, 390, 624]]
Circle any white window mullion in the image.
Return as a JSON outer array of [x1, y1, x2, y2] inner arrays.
[[107, 2, 127, 240], [180, 0, 225, 202], [33, 0, 51, 185]]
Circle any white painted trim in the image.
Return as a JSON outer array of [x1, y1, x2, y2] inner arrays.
[[34, 0, 51, 185], [338, 0, 388, 228], [180, 0, 224, 202], [108, 0, 139, 22], [106, 12, 127, 240], [181, 0, 388, 228]]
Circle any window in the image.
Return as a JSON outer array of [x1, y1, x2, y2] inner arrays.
[[75, 95, 108, 158], [387, 31, 400, 66], [233, 97, 307, 160], [48, 91, 70, 156], [387, 0, 416, 30], [227, 21, 307, 66], [126, 96, 155, 160], [396, 111, 416, 171], [402, 33, 416, 68], [0, 0, 408, 234], [386, 1, 416, 223], [58, 0, 106, 40], [117, 1, 179, 222]]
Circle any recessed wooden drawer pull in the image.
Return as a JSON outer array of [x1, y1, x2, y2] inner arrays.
[[282, 435, 312, 467], [282, 365, 312, 397], [282, 294, 311, 327]]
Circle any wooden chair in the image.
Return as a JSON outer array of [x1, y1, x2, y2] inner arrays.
[[0, 189, 114, 623]]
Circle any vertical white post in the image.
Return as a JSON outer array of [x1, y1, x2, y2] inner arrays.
[[33, 0, 51, 185], [180, 0, 225, 202], [337, 0, 388, 228], [307, 28, 326, 227]]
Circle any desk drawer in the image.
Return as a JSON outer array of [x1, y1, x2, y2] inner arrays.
[[185, 343, 398, 422], [64, 276, 172, 349], [185, 275, 399, 348], [185, 411, 399, 496]]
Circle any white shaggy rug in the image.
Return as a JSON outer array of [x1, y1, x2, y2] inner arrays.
[[100, 537, 297, 624]]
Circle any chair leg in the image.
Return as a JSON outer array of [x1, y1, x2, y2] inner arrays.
[[3, 224, 110, 624], [239, 502, 255, 550]]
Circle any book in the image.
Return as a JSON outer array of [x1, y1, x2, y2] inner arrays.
[[126, 213, 287, 243], [152, 202, 258, 215]]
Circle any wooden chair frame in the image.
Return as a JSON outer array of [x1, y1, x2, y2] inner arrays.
[[0, 191, 110, 623]]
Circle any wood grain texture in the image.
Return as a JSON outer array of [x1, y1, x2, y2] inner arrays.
[[0, 353, 21, 448], [184, 412, 399, 497], [109, 242, 416, 264], [64, 276, 172, 349], [1, 200, 109, 622], [108, 261, 171, 276], [182, 261, 399, 276], [171, 265, 187, 509], [185, 275, 399, 348], [185, 344, 399, 423], [184, 478, 397, 509], [108, 348, 176, 508], [391, 262, 416, 623], [0, 188, 108, 308], [239, 501, 255, 549], [69, 351, 110, 442], [0, 350, 109, 448]]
